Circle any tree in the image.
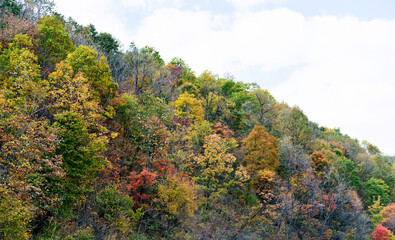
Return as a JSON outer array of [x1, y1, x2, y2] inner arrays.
[[54, 111, 107, 210], [365, 178, 390, 206], [157, 174, 197, 239], [197, 71, 231, 122], [369, 196, 384, 226], [243, 126, 279, 174], [94, 32, 119, 55], [124, 43, 162, 95], [64, 45, 117, 104], [37, 15, 74, 77], [193, 134, 246, 201], [1, 13, 38, 47], [172, 92, 204, 125], [372, 224, 394, 240], [310, 151, 331, 173], [250, 89, 277, 132], [382, 204, 395, 233], [0, 0, 23, 15], [0, 185, 32, 240], [279, 107, 315, 151], [184, 120, 212, 154]]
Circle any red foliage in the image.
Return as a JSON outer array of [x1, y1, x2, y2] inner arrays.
[[322, 194, 337, 211], [127, 169, 157, 202], [372, 224, 391, 240]]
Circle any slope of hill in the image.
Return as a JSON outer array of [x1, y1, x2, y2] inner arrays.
[[0, 1, 394, 239]]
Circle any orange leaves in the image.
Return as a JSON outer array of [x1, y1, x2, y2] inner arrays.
[[311, 151, 331, 172], [127, 169, 157, 202], [243, 126, 279, 173]]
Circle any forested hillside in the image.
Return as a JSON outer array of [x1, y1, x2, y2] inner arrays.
[[0, 1, 394, 239]]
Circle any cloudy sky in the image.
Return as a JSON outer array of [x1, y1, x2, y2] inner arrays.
[[53, 0, 395, 156]]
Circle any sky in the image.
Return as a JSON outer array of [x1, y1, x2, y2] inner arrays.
[[53, 0, 395, 156]]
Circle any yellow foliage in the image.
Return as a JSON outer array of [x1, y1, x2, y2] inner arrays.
[[157, 175, 197, 219], [243, 126, 279, 173], [173, 92, 204, 123]]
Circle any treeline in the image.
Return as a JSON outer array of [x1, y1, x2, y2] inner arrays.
[[0, 1, 394, 239]]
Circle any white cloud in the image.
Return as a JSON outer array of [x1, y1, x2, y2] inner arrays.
[[119, 0, 147, 8], [118, 0, 184, 10], [227, 0, 287, 10]]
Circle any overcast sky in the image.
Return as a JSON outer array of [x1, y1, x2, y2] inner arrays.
[[53, 0, 395, 156]]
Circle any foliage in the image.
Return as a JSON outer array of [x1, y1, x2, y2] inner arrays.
[[0, 186, 32, 240], [243, 126, 279, 173], [157, 174, 197, 219], [193, 134, 247, 201], [37, 15, 74, 76], [365, 178, 391, 206], [0, 4, 391, 239], [372, 224, 394, 240], [172, 92, 204, 124], [95, 185, 142, 227]]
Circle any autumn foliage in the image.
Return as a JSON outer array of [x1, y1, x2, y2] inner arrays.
[[0, 3, 393, 239]]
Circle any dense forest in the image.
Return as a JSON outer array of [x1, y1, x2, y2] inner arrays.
[[0, 1, 394, 239]]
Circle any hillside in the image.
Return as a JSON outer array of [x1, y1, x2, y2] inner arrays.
[[0, 1, 394, 239]]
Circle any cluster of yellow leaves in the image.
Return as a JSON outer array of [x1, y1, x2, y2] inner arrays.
[[194, 134, 247, 199], [172, 92, 204, 123], [157, 175, 197, 219]]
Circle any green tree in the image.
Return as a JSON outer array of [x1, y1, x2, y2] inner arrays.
[[37, 15, 75, 76], [280, 107, 315, 151], [54, 111, 107, 210], [64, 45, 117, 103], [365, 178, 390, 206], [94, 32, 119, 55], [0, 0, 23, 15]]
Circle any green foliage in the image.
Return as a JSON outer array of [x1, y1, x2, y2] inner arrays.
[[365, 178, 390, 206], [95, 185, 142, 226], [369, 196, 384, 226], [55, 111, 107, 208], [94, 32, 119, 54], [37, 16, 75, 75], [184, 120, 212, 153], [0, 186, 32, 240], [65, 45, 117, 103], [0, 0, 23, 15], [335, 156, 361, 189], [0, 6, 389, 240], [279, 107, 315, 151]]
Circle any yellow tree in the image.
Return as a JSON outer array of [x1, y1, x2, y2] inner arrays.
[[172, 92, 204, 124], [194, 134, 247, 201], [157, 174, 197, 238], [243, 126, 279, 174]]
